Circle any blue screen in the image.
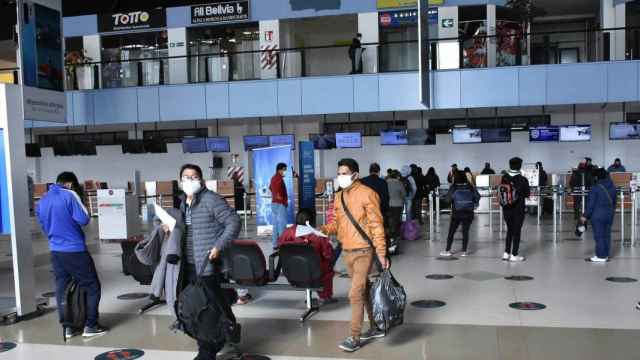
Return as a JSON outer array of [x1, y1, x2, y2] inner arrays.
[[182, 138, 207, 153], [244, 135, 270, 151], [610, 123, 640, 140], [206, 137, 230, 152], [269, 134, 295, 149], [529, 126, 559, 142], [310, 134, 336, 150], [380, 130, 408, 145], [481, 128, 511, 143], [336, 132, 362, 148]]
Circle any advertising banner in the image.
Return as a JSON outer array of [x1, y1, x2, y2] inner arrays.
[[18, 0, 66, 123], [253, 146, 295, 236], [378, 0, 443, 9], [298, 141, 315, 211], [98, 8, 166, 33], [191, 1, 250, 24], [0, 129, 9, 235], [522, 163, 539, 206]]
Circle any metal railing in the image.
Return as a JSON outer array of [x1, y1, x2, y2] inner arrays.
[[56, 26, 640, 91]]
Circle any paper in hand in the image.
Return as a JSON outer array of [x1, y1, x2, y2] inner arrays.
[[154, 204, 176, 232], [293, 221, 327, 238]]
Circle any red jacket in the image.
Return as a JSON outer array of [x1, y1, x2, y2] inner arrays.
[[269, 174, 288, 206], [277, 226, 334, 271]]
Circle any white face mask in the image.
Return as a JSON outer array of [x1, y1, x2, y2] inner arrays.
[[182, 180, 202, 196], [336, 174, 355, 189]]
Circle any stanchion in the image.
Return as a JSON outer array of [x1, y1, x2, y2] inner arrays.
[[558, 185, 563, 225], [632, 190, 637, 247], [243, 193, 248, 237], [620, 189, 625, 246], [499, 205, 504, 234], [428, 192, 434, 241], [537, 189, 542, 227], [435, 188, 440, 233], [552, 189, 558, 244], [581, 187, 586, 214], [488, 190, 493, 233], [321, 195, 326, 225]]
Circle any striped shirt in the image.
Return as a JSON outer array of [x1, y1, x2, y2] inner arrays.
[[185, 205, 194, 264]]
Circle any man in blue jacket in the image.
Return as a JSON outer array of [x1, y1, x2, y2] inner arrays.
[[581, 168, 617, 262], [37, 172, 108, 339]]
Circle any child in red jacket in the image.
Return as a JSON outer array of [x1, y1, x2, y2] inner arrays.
[[278, 208, 336, 305]]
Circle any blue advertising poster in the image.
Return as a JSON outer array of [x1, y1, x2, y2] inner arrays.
[[298, 141, 315, 211], [252, 146, 295, 235], [0, 129, 10, 235]]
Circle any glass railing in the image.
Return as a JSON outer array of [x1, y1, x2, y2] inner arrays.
[[49, 26, 640, 90]]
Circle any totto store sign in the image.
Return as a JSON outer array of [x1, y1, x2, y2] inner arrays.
[[191, 1, 250, 24], [99, 8, 166, 32], [112, 11, 150, 26]]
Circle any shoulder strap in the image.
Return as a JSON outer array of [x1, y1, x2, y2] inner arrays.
[[598, 184, 614, 208], [340, 193, 381, 269]]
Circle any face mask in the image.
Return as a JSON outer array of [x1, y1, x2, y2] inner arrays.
[[182, 180, 202, 196], [336, 174, 354, 189]]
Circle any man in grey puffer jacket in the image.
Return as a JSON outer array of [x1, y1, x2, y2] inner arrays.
[[175, 164, 241, 360]]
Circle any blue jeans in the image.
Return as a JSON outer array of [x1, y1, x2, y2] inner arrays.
[[592, 219, 613, 258], [271, 203, 287, 249], [51, 251, 101, 328]]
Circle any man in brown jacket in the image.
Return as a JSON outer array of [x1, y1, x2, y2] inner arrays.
[[321, 158, 389, 352]]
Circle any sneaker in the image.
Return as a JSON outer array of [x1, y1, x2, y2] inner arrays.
[[636, 302, 640, 310], [509, 255, 525, 262], [440, 251, 452, 257], [502, 253, 511, 261], [64, 327, 82, 340], [588, 256, 608, 263], [459, 251, 469, 257], [360, 327, 386, 341], [339, 336, 362, 352], [83, 324, 109, 338], [236, 294, 252, 305]]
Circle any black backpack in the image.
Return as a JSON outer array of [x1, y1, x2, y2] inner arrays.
[[121, 242, 154, 285], [61, 280, 87, 342], [176, 258, 239, 345], [452, 186, 477, 211]]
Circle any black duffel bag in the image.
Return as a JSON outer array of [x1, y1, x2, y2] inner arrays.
[[370, 269, 407, 332], [176, 257, 239, 345]]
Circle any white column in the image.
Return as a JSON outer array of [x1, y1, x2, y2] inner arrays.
[[82, 35, 101, 89], [602, 0, 626, 60], [168, 28, 188, 84], [358, 12, 379, 74], [614, 1, 626, 60], [0, 84, 37, 316], [487, 5, 497, 68], [438, 6, 459, 69], [260, 20, 280, 79]]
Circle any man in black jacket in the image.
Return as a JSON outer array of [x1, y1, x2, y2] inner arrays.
[[501, 157, 530, 262], [349, 33, 363, 74], [361, 163, 390, 218]]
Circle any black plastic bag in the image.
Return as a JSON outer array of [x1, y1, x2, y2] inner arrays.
[[370, 269, 406, 332]]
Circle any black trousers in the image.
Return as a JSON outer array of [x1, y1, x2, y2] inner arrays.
[[412, 196, 423, 222], [446, 213, 473, 252], [184, 264, 237, 360], [504, 212, 525, 256], [388, 207, 403, 247]]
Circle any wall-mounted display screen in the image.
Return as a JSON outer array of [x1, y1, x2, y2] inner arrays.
[[336, 132, 362, 149], [609, 123, 640, 140], [481, 128, 511, 143], [559, 125, 592, 142], [452, 128, 482, 144], [310, 134, 336, 150], [407, 128, 436, 145], [243, 135, 270, 151], [182, 137, 208, 153], [206, 137, 230, 153], [269, 134, 295, 149], [529, 126, 559, 142], [380, 130, 408, 145]]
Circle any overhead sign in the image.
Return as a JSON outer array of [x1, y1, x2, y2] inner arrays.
[[377, 0, 443, 9], [191, 1, 250, 24], [441, 18, 454, 28], [17, 0, 66, 123], [98, 8, 166, 32], [379, 8, 437, 27]]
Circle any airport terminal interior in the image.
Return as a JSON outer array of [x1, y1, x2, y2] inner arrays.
[[2, 0, 640, 359]]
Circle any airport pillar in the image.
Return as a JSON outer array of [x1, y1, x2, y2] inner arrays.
[[358, 12, 379, 74], [487, 4, 497, 68], [260, 20, 280, 79], [601, 0, 626, 60], [167, 28, 188, 84]]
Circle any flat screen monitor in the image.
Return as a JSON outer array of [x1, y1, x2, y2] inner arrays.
[[380, 130, 408, 145], [336, 132, 362, 149], [182, 138, 208, 153], [269, 134, 295, 150], [481, 128, 511, 143], [310, 134, 336, 150], [206, 137, 231, 153], [25, 143, 42, 157], [529, 126, 559, 142], [407, 128, 436, 145], [243, 135, 270, 151], [122, 140, 145, 154], [560, 125, 591, 142], [609, 123, 640, 140], [452, 128, 482, 144]]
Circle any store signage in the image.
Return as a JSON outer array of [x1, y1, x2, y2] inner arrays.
[[377, 0, 443, 9], [98, 8, 166, 32], [441, 18, 454, 28], [298, 141, 315, 211], [191, 1, 250, 24], [379, 9, 437, 27]]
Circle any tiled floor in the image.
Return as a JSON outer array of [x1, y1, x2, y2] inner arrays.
[[1, 212, 639, 359]]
